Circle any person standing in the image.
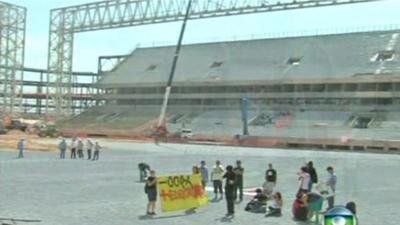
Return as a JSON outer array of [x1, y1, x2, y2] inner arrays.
[[138, 162, 151, 182], [17, 138, 25, 158], [297, 167, 311, 198], [86, 139, 93, 160], [264, 163, 277, 198], [59, 139, 67, 159], [233, 160, 244, 201], [307, 161, 318, 191], [145, 170, 158, 215], [77, 139, 84, 159], [200, 160, 209, 190], [223, 165, 237, 217], [325, 166, 337, 210], [70, 138, 77, 159], [92, 142, 101, 160], [211, 160, 224, 199]]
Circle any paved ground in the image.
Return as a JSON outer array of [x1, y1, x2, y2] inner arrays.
[[0, 141, 399, 225]]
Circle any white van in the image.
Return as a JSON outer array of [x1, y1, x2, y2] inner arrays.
[[180, 128, 193, 139]]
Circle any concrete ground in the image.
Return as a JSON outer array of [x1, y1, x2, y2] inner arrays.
[[0, 141, 399, 225]]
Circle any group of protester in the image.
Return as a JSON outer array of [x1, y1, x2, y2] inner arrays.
[[15, 137, 102, 161], [141, 159, 347, 221], [58, 138, 101, 160]]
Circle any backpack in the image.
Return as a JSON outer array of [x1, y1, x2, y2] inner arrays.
[[346, 201, 356, 215]]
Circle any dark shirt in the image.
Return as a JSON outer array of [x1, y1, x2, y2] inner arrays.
[[233, 166, 244, 181], [223, 171, 236, 189], [253, 193, 268, 203], [266, 169, 277, 182], [146, 176, 157, 191], [139, 163, 150, 171], [308, 167, 318, 183]]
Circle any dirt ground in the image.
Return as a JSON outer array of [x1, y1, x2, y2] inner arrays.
[[0, 130, 58, 152]]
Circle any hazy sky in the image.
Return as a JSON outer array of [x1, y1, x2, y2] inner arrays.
[[6, 0, 400, 72]]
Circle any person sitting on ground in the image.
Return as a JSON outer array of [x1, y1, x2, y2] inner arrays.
[[265, 192, 283, 217], [345, 201, 356, 215], [245, 188, 267, 213], [293, 194, 308, 221]]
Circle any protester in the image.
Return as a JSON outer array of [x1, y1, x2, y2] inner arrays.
[[187, 165, 201, 214], [86, 139, 93, 160], [292, 195, 308, 221], [192, 165, 200, 174], [265, 192, 283, 217], [307, 161, 318, 191], [70, 138, 77, 159], [297, 166, 311, 197], [138, 162, 151, 182], [211, 160, 224, 199], [59, 139, 67, 159], [223, 165, 237, 217], [264, 163, 277, 198], [92, 142, 101, 160], [77, 139, 84, 159], [244, 188, 267, 213], [325, 166, 337, 210], [303, 192, 324, 223], [233, 160, 244, 201], [17, 138, 25, 158], [145, 170, 157, 215], [200, 160, 209, 190]]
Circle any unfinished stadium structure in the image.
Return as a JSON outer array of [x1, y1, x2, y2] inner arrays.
[[65, 29, 400, 151]]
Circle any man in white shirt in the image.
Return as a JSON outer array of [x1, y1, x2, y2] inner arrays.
[[70, 138, 77, 159], [92, 142, 101, 161], [86, 139, 93, 160], [211, 160, 224, 199]]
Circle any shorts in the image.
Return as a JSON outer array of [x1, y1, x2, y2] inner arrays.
[[147, 189, 157, 202]]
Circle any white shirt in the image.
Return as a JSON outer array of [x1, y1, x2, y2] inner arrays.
[[70, 140, 77, 149], [86, 141, 93, 150], [95, 143, 101, 152], [211, 165, 224, 181], [299, 172, 310, 190]]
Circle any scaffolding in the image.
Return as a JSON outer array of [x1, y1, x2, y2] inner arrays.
[[47, 0, 379, 117], [0, 1, 26, 114]]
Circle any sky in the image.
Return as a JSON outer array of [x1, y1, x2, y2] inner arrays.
[[5, 0, 400, 73]]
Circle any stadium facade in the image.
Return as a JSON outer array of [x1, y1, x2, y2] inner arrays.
[[67, 30, 400, 149], [97, 30, 400, 110]]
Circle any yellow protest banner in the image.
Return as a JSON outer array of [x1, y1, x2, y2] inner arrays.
[[158, 174, 208, 212]]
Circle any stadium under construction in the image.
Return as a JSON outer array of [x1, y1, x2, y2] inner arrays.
[[1, 0, 399, 152]]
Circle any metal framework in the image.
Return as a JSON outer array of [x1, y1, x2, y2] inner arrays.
[[0, 65, 98, 115], [0, 1, 26, 114], [47, 0, 379, 116], [98, 54, 129, 74]]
